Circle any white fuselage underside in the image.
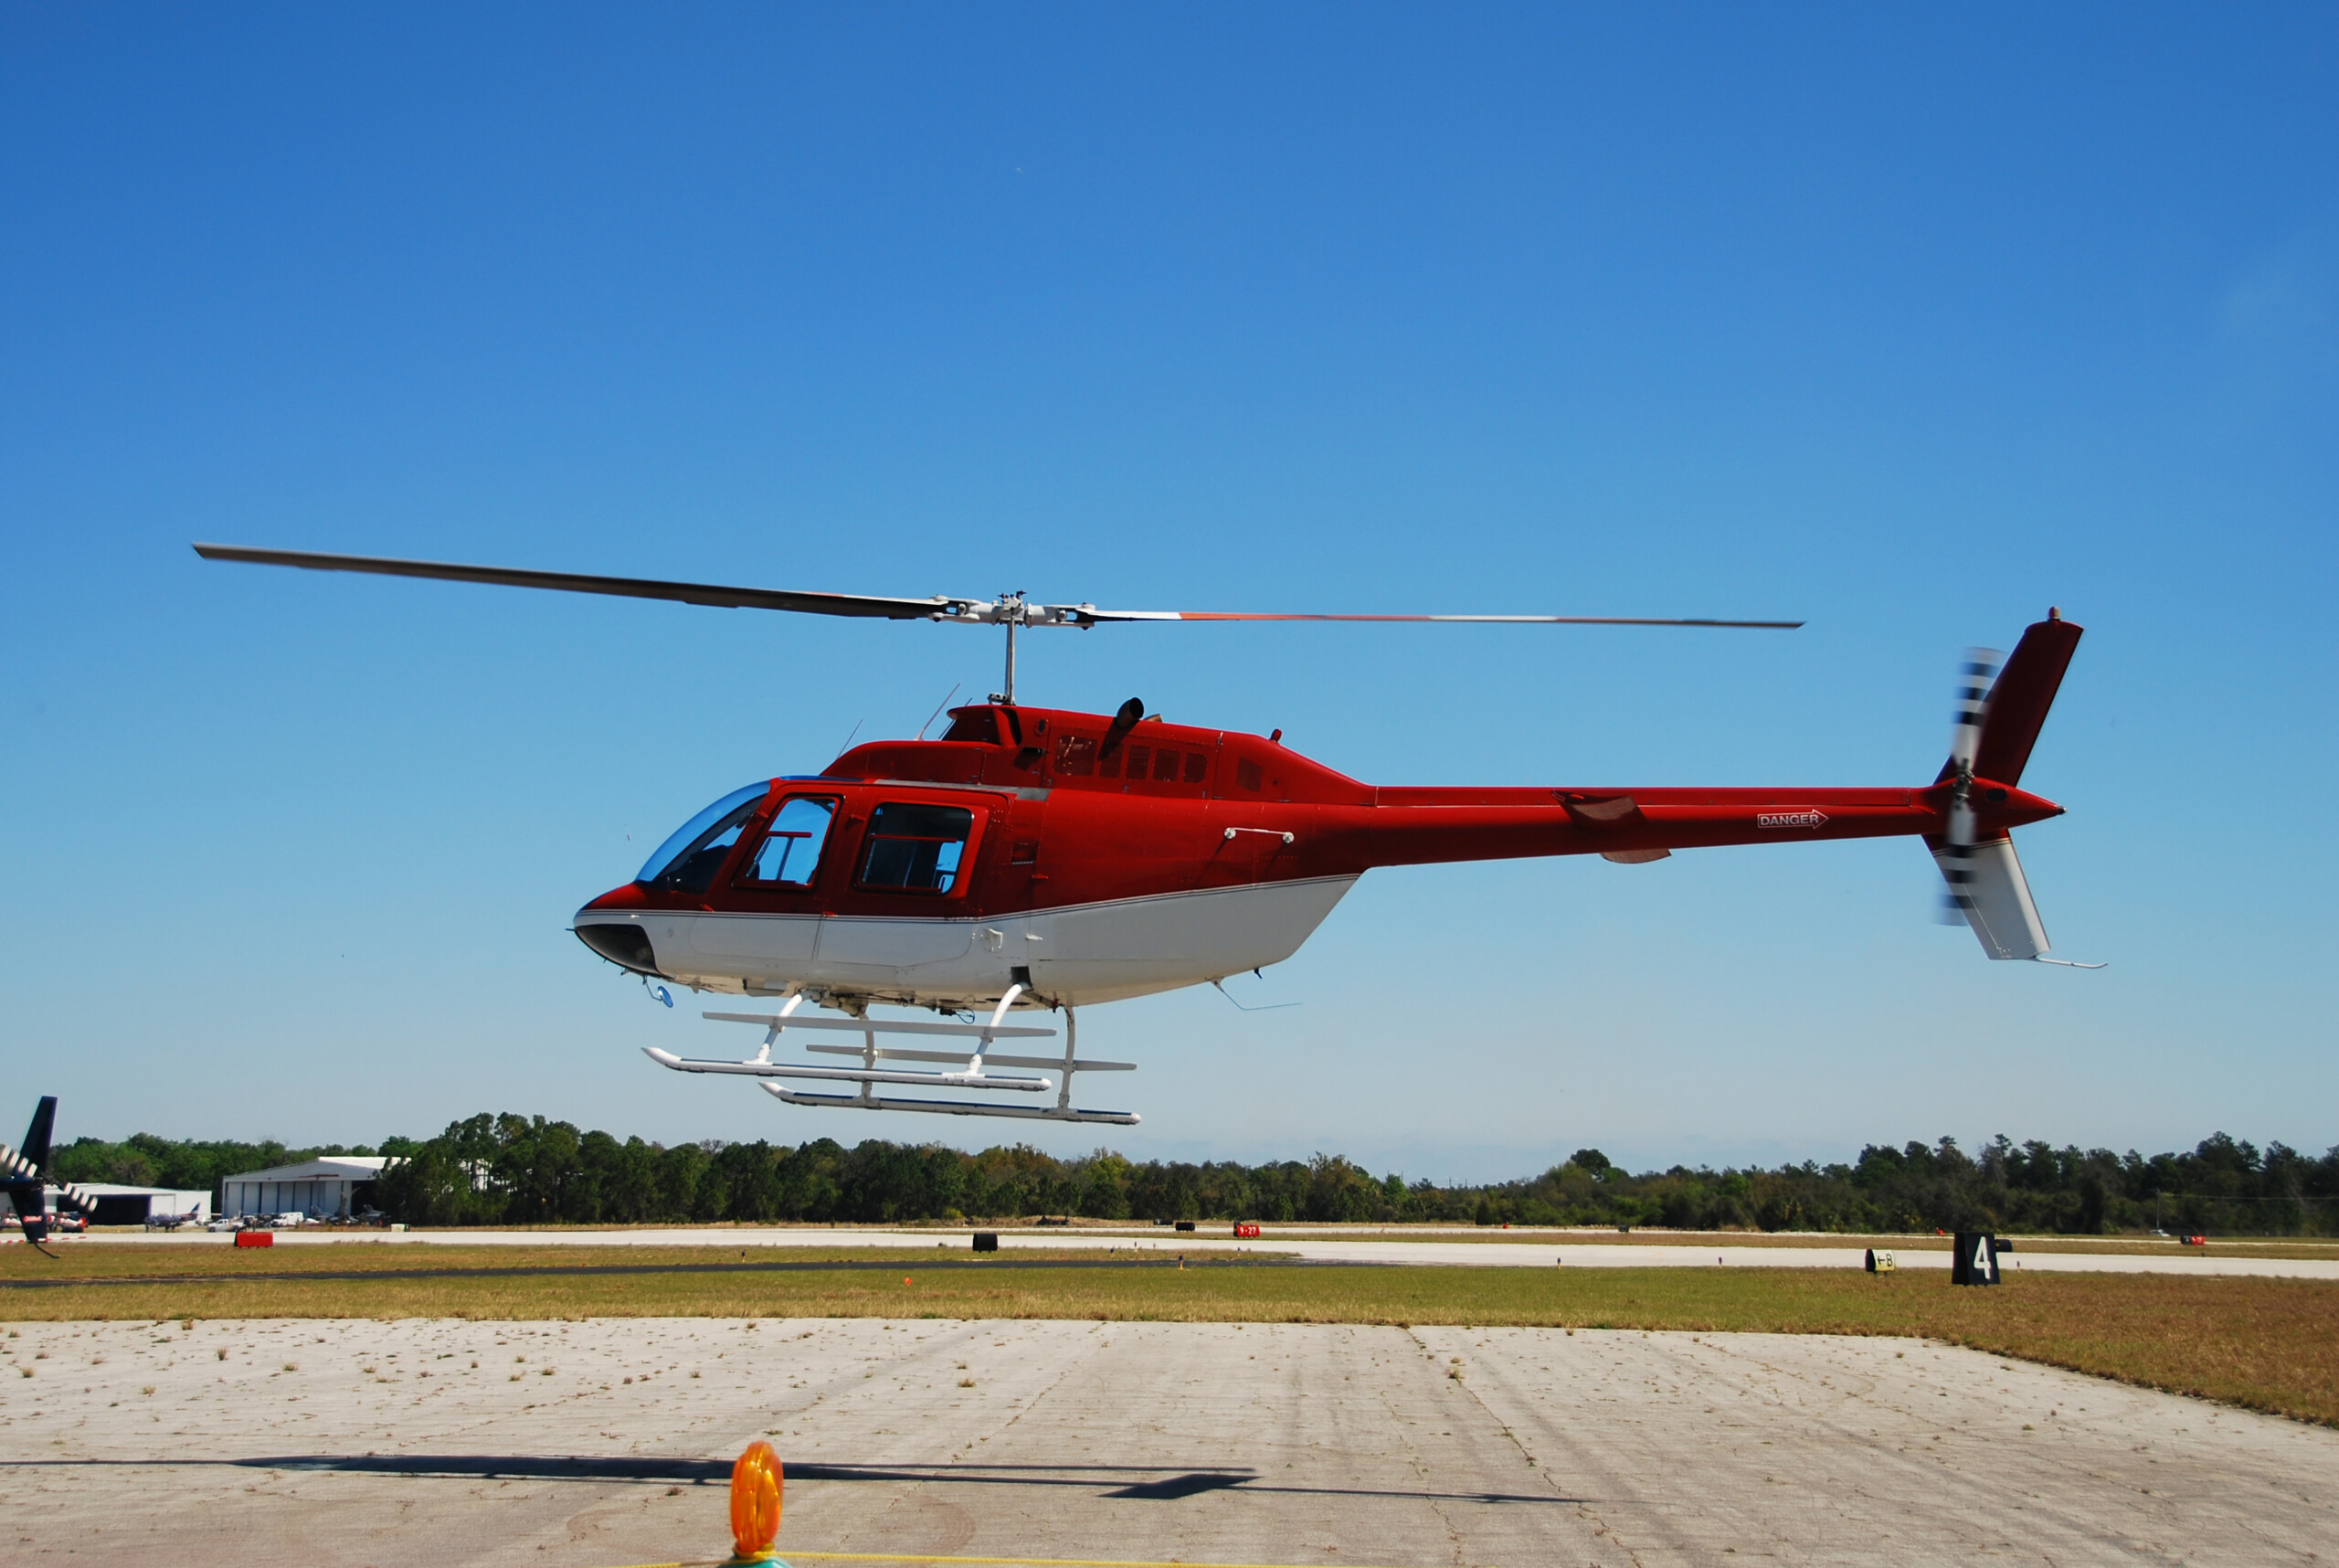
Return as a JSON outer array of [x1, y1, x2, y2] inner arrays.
[[579, 874, 1360, 1009]]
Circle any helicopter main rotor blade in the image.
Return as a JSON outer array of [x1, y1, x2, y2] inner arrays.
[[193, 545, 971, 621], [1065, 609, 1804, 629], [195, 545, 1802, 630]]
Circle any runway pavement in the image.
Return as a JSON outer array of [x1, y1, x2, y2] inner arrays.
[[74, 1224, 2339, 1278], [2, 1317, 2331, 1568]]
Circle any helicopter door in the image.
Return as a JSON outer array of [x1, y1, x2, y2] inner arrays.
[[814, 791, 995, 972], [690, 794, 838, 970]]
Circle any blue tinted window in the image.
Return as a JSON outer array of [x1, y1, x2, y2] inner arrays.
[[743, 796, 837, 887], [637, 782, 769, 890]]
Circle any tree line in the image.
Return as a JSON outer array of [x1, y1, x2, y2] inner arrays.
[[49, 1117, 2339, 1234]]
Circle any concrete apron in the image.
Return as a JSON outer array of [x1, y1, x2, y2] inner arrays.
[[2, 1317, 2334, 1568]]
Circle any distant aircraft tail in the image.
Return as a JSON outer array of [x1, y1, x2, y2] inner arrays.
[[1, 1097, 90, 1247], [17, 1097, 54, 1173], [1931, 612, 2100, 966]]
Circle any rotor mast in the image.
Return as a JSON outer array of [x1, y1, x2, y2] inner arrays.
[[990, 591, 1026, 705]]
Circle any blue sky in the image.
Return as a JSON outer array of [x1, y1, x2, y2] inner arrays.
[[3, 5, 2333, 1181]]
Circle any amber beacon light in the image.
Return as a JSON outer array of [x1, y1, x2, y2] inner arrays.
[[727, 1441, 785, 1563]]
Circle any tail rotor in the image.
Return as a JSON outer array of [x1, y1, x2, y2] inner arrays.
[[1936, 647, 2003, 924], [1923, 613, 2100, 966]]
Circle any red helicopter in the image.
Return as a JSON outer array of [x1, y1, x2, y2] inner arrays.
[[197, 544, 2090, 1126]]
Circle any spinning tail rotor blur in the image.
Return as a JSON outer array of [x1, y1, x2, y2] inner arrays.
[[1936, 646, 2004, 923], [1925, 611, 2101, 967]]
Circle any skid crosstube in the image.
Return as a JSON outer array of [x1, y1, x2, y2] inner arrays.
[[649, 986, 1139, 1124]]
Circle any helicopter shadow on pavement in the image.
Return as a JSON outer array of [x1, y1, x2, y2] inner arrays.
[[0, 1452, 1581, 1506]]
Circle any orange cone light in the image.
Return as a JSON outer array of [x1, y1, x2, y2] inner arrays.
[[728, 1440, 783, 1563]]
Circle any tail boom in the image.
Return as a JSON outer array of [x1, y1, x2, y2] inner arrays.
[[1350, 782, 2060, 870]]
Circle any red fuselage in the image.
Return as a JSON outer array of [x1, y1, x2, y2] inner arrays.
[[573, 704, 2059, 1011]]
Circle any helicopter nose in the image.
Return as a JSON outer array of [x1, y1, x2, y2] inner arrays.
[[575, 917, 661, 975], [575, 887, 661, 976], [581, 882, 651, 912]]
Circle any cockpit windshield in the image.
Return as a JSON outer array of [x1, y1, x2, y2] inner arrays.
[[636, 782, 770, 893]]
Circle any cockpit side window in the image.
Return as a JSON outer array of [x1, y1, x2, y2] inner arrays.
[[636, 783, 769, 895], [855, 802, 976, 894], [740, 796, 838, 888]]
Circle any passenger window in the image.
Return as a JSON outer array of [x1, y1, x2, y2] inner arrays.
[[742, 796, 837, 887], [1182, 751, 1208, 784], [1054, 735, 1096, 777], [857, 802, 977, 894], [1152, 748, 1180, 782], [1127, 744, 1151, 779]]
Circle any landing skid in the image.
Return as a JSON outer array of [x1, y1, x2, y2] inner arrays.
[[758, 1085, 1138, 1126], [643, 986, 1139, 1126]]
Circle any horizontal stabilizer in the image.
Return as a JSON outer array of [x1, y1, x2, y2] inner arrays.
[[759, 1081, 1140, 1125], [0, 1145, 85, 1208], [1933, 837, 2050, 960], [704, 1011, 1055, 1040]]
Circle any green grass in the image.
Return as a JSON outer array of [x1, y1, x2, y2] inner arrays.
[[5, 1245, 2334, 1426]]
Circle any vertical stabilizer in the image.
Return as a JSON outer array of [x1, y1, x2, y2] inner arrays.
[[1937, 613, 2084, 789], [4, 1097, 63, 1246], [20, 1097, 56, 1173]]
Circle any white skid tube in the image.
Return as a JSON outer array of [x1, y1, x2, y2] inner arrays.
[[759, 1081, 1140, 1126], [801, 1044, 1135, 1072], [642, 1047, 1051, 1092], [702, 1012, 1056, 1041]]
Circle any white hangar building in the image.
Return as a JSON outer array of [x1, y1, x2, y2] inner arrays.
[[77, 1183, 211, 1225], [219, 1156, 396, 1221], [3, 1185, 209, 1227]]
